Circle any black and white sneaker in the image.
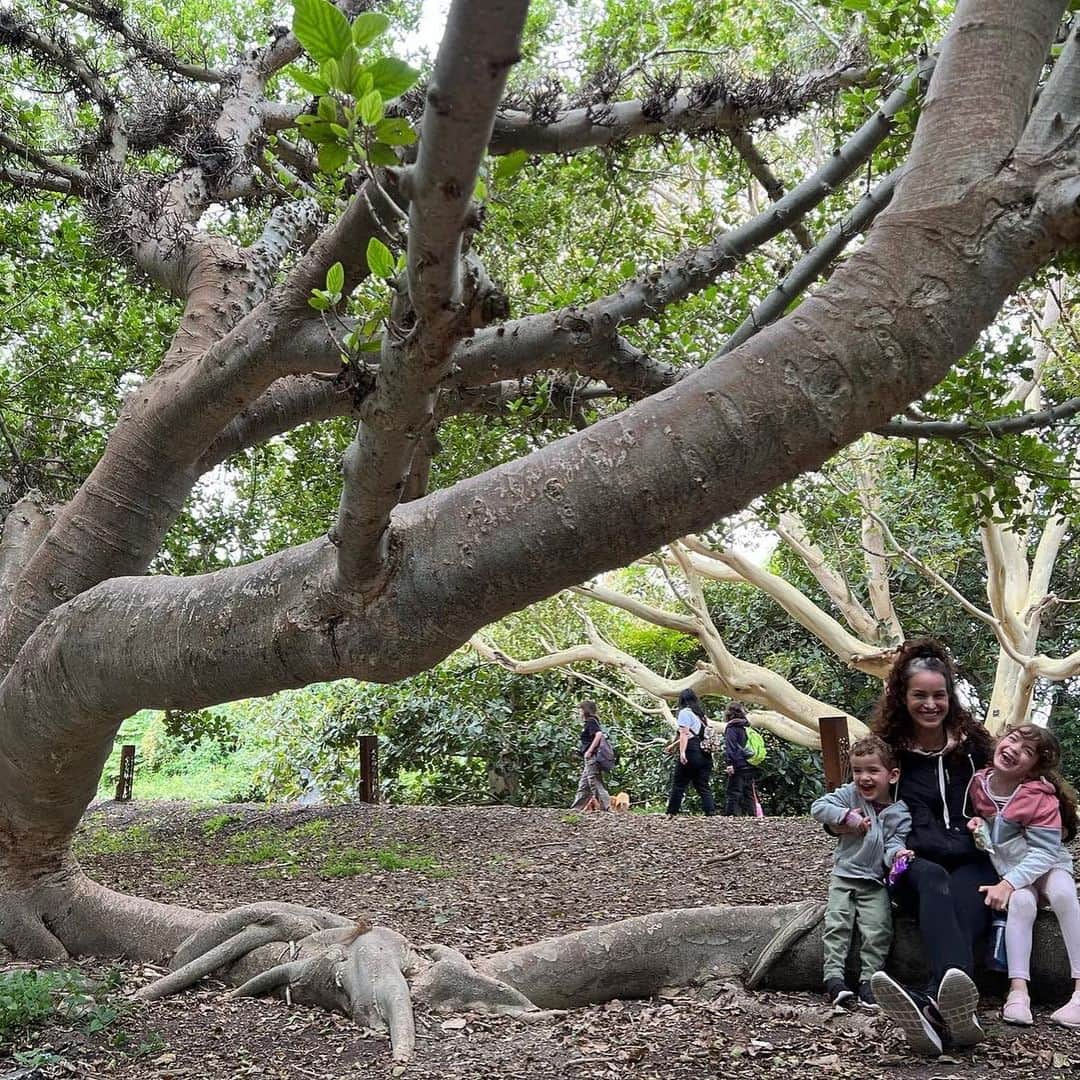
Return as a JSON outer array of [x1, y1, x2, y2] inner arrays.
[[870, 972, 944, 1056], [824, 977, 855, 1009], [937, 968, 984, 1047], [856, 980, 880, 1010]]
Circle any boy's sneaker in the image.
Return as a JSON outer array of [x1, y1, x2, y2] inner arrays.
[[936, 968, 984, 1046], [1051, 991, 1080, 1028], [856, 980, 879, 1010], [824, 977, 855, 1009], [870, 971, 944, 1056]]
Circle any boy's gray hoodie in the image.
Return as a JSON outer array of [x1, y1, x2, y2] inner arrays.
[[811, 782, 911, 883]]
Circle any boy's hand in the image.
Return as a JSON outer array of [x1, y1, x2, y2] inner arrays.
[[844, 809, 871, 834], [967, 817, 985, 833], [979, 880, 1015, 911], [894, 848, 915, 862]]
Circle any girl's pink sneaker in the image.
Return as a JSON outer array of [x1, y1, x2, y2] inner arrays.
[[1002, 990, 1032, 1026], [1051, 992, 1080, 1029]]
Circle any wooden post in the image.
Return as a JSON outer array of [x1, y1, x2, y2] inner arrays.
[[115, 744, 135, 802], [358, 735, 379, 803], [819, 716, 851, 792]]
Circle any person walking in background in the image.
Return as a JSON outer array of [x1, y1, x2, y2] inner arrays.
[[665, 688, 716, 817], [569, 699, 610, 811], [966, 724, 1080, 1029], [723, 703, 758, 816]]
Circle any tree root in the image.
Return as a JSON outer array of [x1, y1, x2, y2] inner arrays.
[[137, 904, 353, 1001], [9, 885, 1071, 1065]]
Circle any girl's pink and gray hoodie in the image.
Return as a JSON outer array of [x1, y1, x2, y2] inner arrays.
[[968, 767, 1073, 889]]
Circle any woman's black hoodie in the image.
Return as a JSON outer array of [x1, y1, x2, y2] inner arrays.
[[896, 732, 990, 866]]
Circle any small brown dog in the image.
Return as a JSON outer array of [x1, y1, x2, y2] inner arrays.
[[581, 792, 630, 812]]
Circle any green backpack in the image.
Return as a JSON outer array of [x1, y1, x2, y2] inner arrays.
[[744, 727, 767, 767]]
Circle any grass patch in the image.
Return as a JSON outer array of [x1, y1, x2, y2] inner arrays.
[[321, 844, 449, 879], [560, 812, 583, 826], [201, 813, 240, 837], [74, 824, 157, 857], [160, 869, 192, 887], [218, 828, 293, 867], [0, 968, 121, 1042], [288, 819, 330, 840]]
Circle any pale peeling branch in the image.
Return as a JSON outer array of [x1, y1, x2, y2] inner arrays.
[[775, 512, 881, 642], [867, 509, 1033, 670], [853, 454, 904, 644], [677, 536, 895, 678]]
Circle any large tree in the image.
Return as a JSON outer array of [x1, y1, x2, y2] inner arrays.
[[2, 0, 1080, 1059]]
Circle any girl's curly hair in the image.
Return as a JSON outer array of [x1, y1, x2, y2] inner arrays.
[[871, 638, 991, 760]]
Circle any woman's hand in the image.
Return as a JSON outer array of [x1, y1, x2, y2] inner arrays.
[[725, 765, 734, 776], [979, 880, 1015, 911], [967, 816, 985, 833]]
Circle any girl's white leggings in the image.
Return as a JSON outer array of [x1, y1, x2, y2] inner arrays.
[[1006, 867, 1080, 981]]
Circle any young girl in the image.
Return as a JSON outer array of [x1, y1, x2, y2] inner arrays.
[[967, 724, 1080, 1028]]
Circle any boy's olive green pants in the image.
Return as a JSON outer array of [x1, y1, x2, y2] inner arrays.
[[822, 874, 893, 982]]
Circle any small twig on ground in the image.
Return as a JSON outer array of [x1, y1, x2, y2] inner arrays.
[[702, 851, 740, 867]]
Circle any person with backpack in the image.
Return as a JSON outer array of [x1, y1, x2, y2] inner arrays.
[[723, 702, 764, 816], [569, 699, 611, 811], [664, 688, 716, 817]]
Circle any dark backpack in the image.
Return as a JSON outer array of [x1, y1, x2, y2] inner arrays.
[[594, 732, 618, 771]]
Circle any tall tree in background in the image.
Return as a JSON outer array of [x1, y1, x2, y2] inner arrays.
[[2, 0, 1080, 1056]]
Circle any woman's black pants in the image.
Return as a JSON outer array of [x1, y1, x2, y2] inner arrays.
[[666, 749, 715, 815], [892, 854, 997, 992]]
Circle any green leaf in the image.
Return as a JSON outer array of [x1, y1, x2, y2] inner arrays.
[[366, 237, 395, 279], [319, 58, 342, 91], [367, 141, 398, 166], [351, 68, 374, 98], [374, 117, 416, 146], [368, 57, 420, 100], [474, 177, 487, 201], [317, 95, 337, 122], [308, 290, 330, 311], [297, 120, 336, 145], [619, 259, 636, 278], [326, 262, 345, 294], [351, 12, 390, 48], [292, 0, 352, 62], [284, 66, 329, 95], [358, 90, 384, 126], [317, 142, 349, 173], [493, 149, 527, 184]]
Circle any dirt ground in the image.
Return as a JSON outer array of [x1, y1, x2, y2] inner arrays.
[[3, 801, 1079, 1079]]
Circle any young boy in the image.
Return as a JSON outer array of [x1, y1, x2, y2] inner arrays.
[[810, 735, 912, 1009]]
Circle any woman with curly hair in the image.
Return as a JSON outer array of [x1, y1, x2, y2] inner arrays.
[[859, 639, 996, 1056]]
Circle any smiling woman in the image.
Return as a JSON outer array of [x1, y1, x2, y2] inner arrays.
[[867, 639, 996, 1056]]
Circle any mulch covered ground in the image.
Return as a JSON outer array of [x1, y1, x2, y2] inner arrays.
[[2, 802, 1079, 1079]]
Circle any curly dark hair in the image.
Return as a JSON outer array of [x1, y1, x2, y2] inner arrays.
[[871, 638, 992, 760]]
